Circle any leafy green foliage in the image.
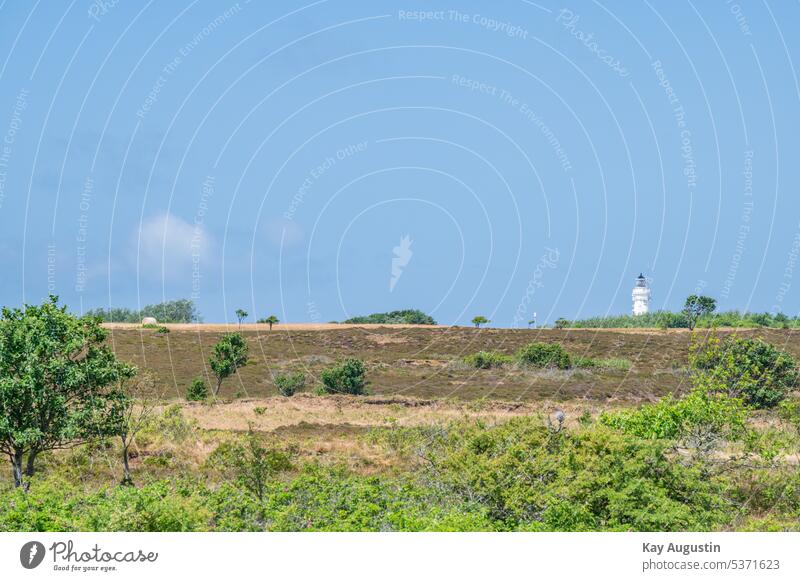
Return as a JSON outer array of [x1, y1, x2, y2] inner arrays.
[[207, 429, 292, 501], [343, 310, 436, 325], [186, 378, 208, 402], [274, 372, 305, 397], [235, 309, 248, 326], [406, 417, 728, 531], [471, 316, 489, 328], [208, 333, 249, 396], [257, 315, 279, 329], [86, 299, 200, 323], [683, 295, 717, 330], [319, 358, 367, 395], [0, 296, 136, 488], [690, 334, 799, 408], [515, 342, 572, 369], [600, 387, 749, 453], [462, 351, 513, 369], [554, 318, 570, 329]]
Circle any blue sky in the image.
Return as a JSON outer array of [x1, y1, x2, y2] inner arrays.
[[0, 0, 798, 325]]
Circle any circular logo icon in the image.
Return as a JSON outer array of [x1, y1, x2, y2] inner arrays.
[[20, 541, 46, 569]]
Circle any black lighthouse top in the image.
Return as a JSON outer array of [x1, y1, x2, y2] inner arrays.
[[635, 273, 647, 287]]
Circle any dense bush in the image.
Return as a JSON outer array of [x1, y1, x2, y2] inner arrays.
[[405, 417, 729, 531], [690, 334, 799, 408], [319, 358, 368, 395], [600, 387, 749, 453], [0, 467, 495, 532], [343, 309, 436, 325], [515, 342, 572, 369], [274, 372, 305, 397], [462, 351, 512, 369], [186, 378, 208, 402]]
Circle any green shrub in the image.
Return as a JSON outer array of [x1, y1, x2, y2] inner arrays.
[[554, 318, 570, 329], [600, 387, 749, 453], [147, 405, 197, 443], [462, 351, 512, 369], [690, 334, 799, 408], [410, 417, 728, 531], [515, 342, 571, 369], [186, 378, 208, 401], [319, 358, 368, 395], [274, 372, 305, 397], [207, 429, 293, 501]]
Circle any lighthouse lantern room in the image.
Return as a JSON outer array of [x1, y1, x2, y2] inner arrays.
[[632, 273, 651, 316]]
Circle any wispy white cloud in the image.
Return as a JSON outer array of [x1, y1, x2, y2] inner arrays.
[[134, 212, 213, 281]]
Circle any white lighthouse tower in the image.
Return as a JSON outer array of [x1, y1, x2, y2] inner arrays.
[[632, 273, 651, 316]]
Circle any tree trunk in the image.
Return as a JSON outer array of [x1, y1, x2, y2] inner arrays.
[[214, 376, 222, 396], [11, 450, 24, 489], [268, 322, 273, 331], [121, 444, 133, 486], [24, 450, 37, 477]]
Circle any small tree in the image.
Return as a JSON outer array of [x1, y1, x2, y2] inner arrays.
[[118, 372, 157, 486], [554, 318, 570, 329], [235, 309, 248, 328], [683, 295, 717, 331], [319, 358, 367, 395], [208, 333, 249, 396], [0, 296, 136, 489], [472, 316, 489, 328], [186, 377, 209, 401], [259, 315, 279, 330]]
